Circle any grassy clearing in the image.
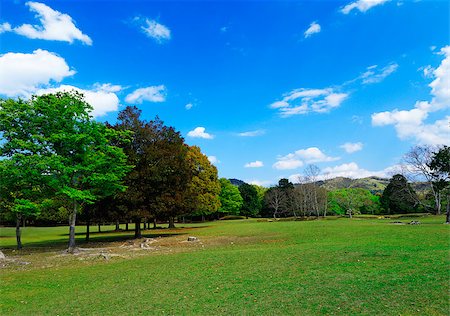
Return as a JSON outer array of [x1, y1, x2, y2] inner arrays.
[[1, 216, 449, 315]]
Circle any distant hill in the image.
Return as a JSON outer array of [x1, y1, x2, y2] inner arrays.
[[229, 178, 246, 187], [314, 176, 428, 194], [316, 176, 389, 194]]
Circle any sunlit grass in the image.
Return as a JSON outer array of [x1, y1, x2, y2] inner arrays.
[[1, 216, 449, 315]]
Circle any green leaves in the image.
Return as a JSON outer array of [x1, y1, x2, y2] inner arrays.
[[0, 91, 131, 216], [219, 178, 243, 215]]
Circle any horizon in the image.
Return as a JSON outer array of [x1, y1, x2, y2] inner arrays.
[[1, 0, 449, 187]]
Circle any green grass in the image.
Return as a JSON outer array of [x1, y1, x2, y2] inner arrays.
[[1, 216, 449, 315]]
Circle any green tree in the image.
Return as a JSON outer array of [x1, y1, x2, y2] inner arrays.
[[185, 146, 221, 220], [239, 183, 260, 218], [380, 174, 419, 214], [0, 98, 51, 249], [1, 92, 131, 252], [328, 188, 380, 217], [252, 184, 267, 216], [218, 178, 243, 215], [428, 146, 450, 223]]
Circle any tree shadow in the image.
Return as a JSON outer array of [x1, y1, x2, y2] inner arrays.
[[1, 226, 209, 251]]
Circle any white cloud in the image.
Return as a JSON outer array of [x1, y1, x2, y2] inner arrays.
[[12, 2, 92, 45], [371, 46, 450, 146], [304, 21, 321, 38], [125, 85, 166, 104], [273, 159, 304, 170], [244, 161, 264, 168], [208, 156, 219, 164], [340, 142, 364, 153], [361, 63, 398, 84], [341, 0, 390, 14], [0, 22, 11, 33], [36, 84, 121, 117], [273, 147, 339, 170], [319, 162, 401, 179], [270, 88, 348, 117], [137, 18, 171, 43], [237, 129, 266, 137], [421, 65, 434, 78], [247, 179, 273, 187], [187, 127, 214, 139], [185, 103, 193, 110], [93, 83, 122, 93], [0, 49, 75, 97], [294, 147, 340, 163]]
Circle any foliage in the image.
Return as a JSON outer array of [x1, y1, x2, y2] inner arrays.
[[0, 92, 131, 250], [328, 188, 381, 216], [380, 174, 419, 214], [185, 146, 221, 217], [112, 106, 191, 230], [219, 215, 246, 220], [238, 183, 261, 218], [428, 145, 450, 222], [218, 178, 243, 215]]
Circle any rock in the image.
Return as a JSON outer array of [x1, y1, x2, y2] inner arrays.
[[409, 221, 421, 225], [187, 236, 198, 242], [100, 252, 110, 260], [0, 250, 5, 260]]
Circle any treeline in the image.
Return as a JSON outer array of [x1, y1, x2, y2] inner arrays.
[[0, 92, 225, 251], [0, 92, 449, 252]]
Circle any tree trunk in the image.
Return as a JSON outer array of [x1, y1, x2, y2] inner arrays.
[[86, 218, 90, 243], [168, 217, 175, 229], [201, 214, 205, 222], [126, 222, 129, 231], [435, 192, 441, 215], [445, 195, 450, 224], [68, 201, 78, 253], [16, 215, 22, 250], [134, 219, 141, 238], [153, 218, 157, 229], [115, 220, 120, 231], [98, 223, 101, 233]]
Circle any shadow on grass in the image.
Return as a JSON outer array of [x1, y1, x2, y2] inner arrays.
[[1, 226, 209, 251]]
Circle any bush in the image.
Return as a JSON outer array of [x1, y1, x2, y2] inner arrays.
[[219, 215, 246, 220]]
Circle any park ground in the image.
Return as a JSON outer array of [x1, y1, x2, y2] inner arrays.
[[0, 216, 449, 315]]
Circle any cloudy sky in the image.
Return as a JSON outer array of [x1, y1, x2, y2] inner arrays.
[[1, 0, 448, 186]]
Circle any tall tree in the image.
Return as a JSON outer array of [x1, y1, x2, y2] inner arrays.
[[114, 106, 191, 230], [428, 146, 450, 223], [1, 92, 130, 252], [277, 178, 295, 216], [403, 145, 444, 214], [264, 187, 286, 218], [218, 178, 243, 215], [380, 174, 419, 214], [239, 183, 260, 218], [184, 146, 221, 220]]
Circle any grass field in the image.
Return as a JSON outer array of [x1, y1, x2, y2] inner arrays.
[[1, 216, 449, 315]]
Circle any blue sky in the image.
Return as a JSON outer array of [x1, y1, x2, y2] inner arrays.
[[1, 0, 449, 186]]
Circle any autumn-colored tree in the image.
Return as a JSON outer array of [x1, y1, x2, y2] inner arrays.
[[114, 106, 191, 231], [184, 146, 221, 220]]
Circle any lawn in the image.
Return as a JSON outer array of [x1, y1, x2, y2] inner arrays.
[[1, 216, 449, 315]]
